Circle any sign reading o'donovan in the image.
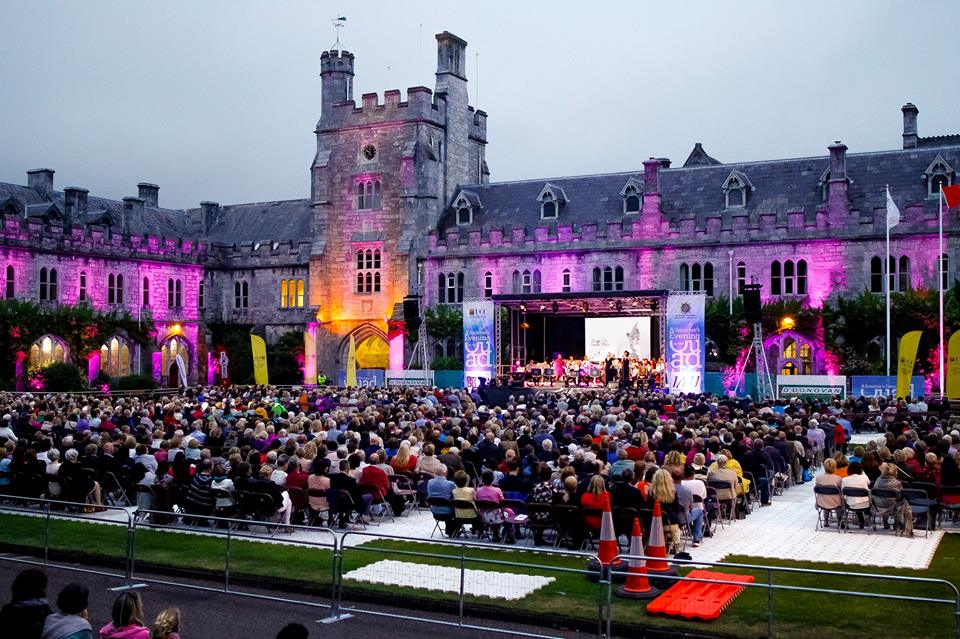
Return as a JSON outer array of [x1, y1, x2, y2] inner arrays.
[[777, 375, 847, 399]]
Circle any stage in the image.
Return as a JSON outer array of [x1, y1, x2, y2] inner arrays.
[[491, 289, 668, 383]]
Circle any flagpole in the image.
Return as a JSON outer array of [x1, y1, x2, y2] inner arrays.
[[885, 185, 891, 377], [940, 184, 945, 396]]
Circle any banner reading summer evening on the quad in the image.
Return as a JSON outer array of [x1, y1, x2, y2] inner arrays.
[[665, 293, 705, 394], [463, 300, 495, 388]]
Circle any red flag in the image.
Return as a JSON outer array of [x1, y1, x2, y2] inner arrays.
[[945, 184, 960, 209]]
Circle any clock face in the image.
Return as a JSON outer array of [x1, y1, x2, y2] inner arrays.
[[362, 144, 377, 161]]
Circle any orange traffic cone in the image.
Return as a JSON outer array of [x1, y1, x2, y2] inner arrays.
[[587, 496, 626, 583], [645, 500, 677, 586], [616, 517, 659, 599]]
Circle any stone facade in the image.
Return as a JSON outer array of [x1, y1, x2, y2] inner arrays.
[[0, 32, 956, 384]]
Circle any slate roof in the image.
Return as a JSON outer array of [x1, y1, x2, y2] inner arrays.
[[188, 199, 313, 246], [0, 182, 198, 237], [438, 141, 960, 236], [0, 180, 314, 247]]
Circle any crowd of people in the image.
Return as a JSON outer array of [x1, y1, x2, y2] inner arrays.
[[0, 384, 954, 549], [0, 567, 315, 638]]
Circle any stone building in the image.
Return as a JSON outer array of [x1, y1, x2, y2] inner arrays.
[[0, 30, 955, 385]]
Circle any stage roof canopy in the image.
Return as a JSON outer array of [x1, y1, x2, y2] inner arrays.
[[492, 289, 667, 316]]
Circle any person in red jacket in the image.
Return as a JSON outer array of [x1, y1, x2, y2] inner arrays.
[[359, 453, 405, 516]]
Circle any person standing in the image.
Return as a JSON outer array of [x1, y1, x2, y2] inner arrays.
[[619, 351, 631, 389]]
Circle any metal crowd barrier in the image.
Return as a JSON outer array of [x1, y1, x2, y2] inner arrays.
[[0, 495, 957, 639]]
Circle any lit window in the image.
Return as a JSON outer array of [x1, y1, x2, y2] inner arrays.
[[100, 336, 131, 377]]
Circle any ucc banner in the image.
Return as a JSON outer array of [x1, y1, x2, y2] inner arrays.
[[463, 300, 495, 388], [895, 331, 922, 399], [947, 331, 960, 400], [665, 293, 705, 394], [250, 334, 270, 385]]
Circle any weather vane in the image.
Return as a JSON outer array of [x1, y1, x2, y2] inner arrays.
[[331, 16, 346, 51]]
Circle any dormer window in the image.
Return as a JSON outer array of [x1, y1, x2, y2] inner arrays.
[[452, 191, 480, 226], [537, 183, 567, 220], [541, 194, 557, 219], [925, 154, 955, 197], [619, 177, 644, 214], [726, 179, 745, 208], [722, 170, 753, 209]]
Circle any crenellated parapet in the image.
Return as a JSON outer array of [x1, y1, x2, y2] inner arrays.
[[2, 214, 208, 263]]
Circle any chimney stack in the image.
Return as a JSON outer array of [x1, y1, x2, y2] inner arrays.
[[901, 102, 918, 149], [63, 187, 89, 225], [26, 168, 54, 195], [642, 157, 661, 193], [137, 183, 159, 207], [200, 201, 221, 235], [826, 141, 850, 220], [121, 196, 144, 234]]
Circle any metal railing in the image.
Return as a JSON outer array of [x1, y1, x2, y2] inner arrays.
[[0, 495, 957, 639]]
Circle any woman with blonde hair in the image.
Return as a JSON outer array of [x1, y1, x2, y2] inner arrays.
[[391, 440, 417, 473], [99, 592, 148, 638], [579, 475, 610, 533], [649, 468, 682, 553], [708, 448, 749, 494], [150, 608, 181, 639]]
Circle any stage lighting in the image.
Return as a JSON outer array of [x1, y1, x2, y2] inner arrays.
[[520, 321, 530, 330], [780, 316, 795, 331], [539, 304, 546, 311], [552, 301, 559, 314], [520, 304, 526, 312]]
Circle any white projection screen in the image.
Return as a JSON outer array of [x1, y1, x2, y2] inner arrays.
[[584, 317, 651, 361]]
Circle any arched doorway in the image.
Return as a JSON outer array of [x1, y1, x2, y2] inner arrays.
[[765, 330, 822, 376], [160, 336, 189, 386], [355, 335, 389, 369]]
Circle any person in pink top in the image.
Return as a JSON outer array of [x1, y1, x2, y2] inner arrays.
[[98, 592, 149, 639], [474, 470, 506, 541]]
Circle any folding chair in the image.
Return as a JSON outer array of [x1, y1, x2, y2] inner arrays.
[[389, 474, 417, 516], [552, 504, 585, 550], [611, 506, 639, 551], [99, 471, 132, 507], [707, 480, 737, 524], [287, 486, 310, 525], [475, 499, 507, 542], [902, 488, 936, 537], [869, 488, 900, 532], [813, 485, 843, 531], [501, 497, 528, 540], [327, 489, 365, 530], [938, 486, 960, 527], [840, 487, 871, 533], [305, 487, 330, 526], [451, 498, 483, 539], [525, 503, 556, 545], [359, 483, 392, 524], [428, 496, 455, 538]]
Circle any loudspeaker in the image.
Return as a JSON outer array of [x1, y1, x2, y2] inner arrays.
[[403, 297, 421, 331], [743, 284, 762, 324]]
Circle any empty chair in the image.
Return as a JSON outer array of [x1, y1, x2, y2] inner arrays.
[[902, 488, 936, 537]]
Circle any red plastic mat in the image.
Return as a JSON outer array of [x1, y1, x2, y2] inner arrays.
[[645, 569, 755, 620]]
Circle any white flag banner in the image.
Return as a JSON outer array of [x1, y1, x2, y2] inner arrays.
[[886, 187, 900, 229]]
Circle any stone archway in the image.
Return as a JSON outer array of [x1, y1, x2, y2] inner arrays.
[[337, 324, 389, 368]]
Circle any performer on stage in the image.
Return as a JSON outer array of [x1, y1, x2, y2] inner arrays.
[[619, 350, 631, 389], [604, 353, 616, 387], [553, 352, 564, 380]]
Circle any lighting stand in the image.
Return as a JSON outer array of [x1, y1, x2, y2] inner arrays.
[[734, 322, 776, 400]]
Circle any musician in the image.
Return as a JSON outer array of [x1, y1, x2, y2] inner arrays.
[[619, 350, 631, 389], [604, 353, 617, 387], [553, 353, 564, 380]]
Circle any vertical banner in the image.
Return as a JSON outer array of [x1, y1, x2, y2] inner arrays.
[[174, 353, 188, 388], [345, 334, 357, 387], [463, 300, 495, 388], [250, 334, 270, 385], [895, 330, 922, 399], [947, 331, 960, 399], [665, 293, 705, 394]]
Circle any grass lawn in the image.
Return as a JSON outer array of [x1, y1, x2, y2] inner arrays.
[[0, 512, 956, 639]]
